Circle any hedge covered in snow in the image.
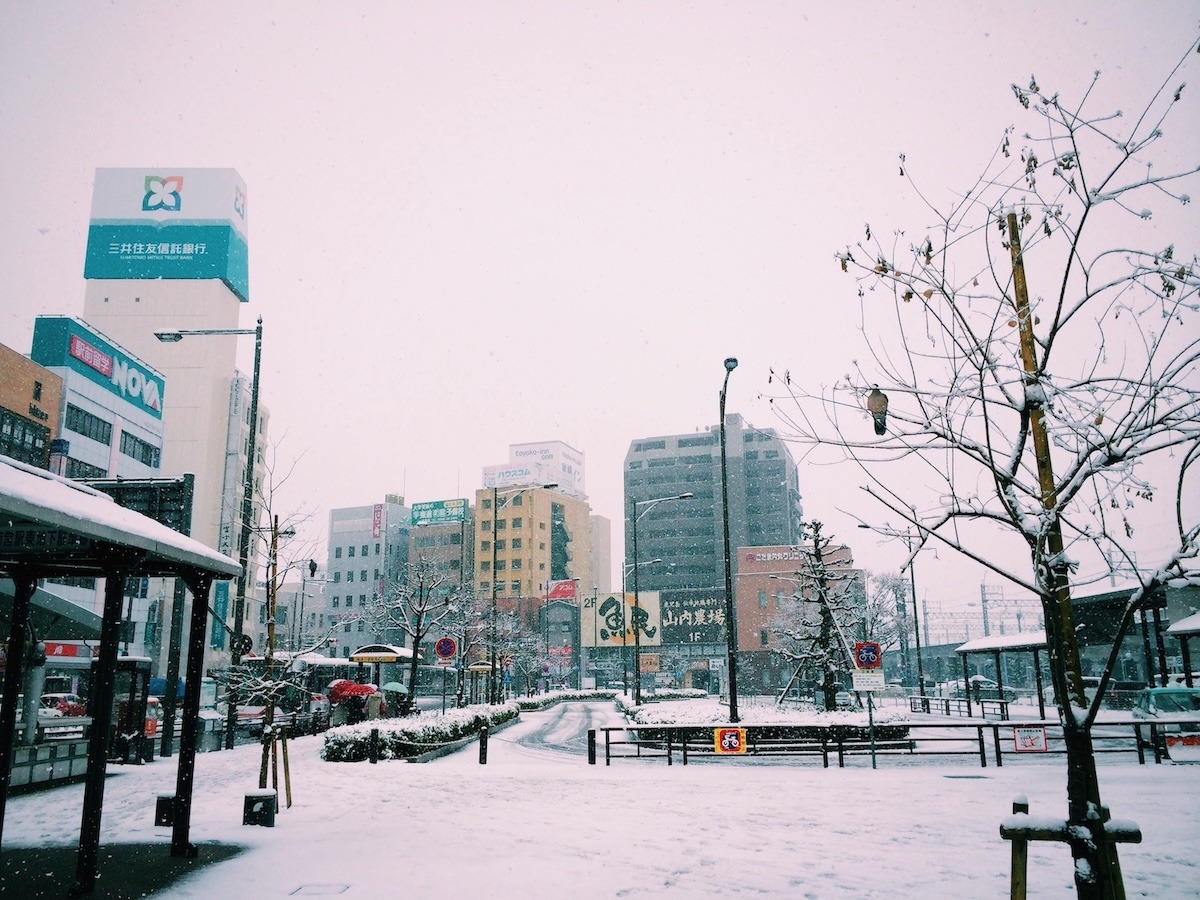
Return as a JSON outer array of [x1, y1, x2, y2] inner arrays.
[[320, 702, 519, 762]]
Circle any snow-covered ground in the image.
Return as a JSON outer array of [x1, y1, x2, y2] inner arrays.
[[4, 702, 1198, 898]]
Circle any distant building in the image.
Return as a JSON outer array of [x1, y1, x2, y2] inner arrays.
[[617, 415, 805, 691], [0, 342, 63, 469], [323, 496, 411, 658], [30, 316, 165, 480]]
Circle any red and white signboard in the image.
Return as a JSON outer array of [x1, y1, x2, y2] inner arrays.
[[1013, 726, 1049, 753]]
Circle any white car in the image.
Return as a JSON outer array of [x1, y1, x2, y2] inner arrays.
[[1132, 687, 1200, 762]]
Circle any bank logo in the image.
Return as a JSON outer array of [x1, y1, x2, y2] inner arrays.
[[233, 185, 246, 219], [142, 175, 184, 212]]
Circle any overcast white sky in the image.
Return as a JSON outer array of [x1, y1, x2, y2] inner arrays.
[[2, 3, 1196, 611]]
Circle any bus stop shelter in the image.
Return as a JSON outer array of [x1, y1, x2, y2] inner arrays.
[[955, 631, 1049, 718], [1167, 611, 1200, 686], [0, 457, 240, 895]]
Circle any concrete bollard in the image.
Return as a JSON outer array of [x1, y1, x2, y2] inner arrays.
[[479, 725, 489, 765]]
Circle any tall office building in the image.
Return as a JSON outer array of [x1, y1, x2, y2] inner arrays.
[[79, 168, 264, 675], [624, 414, 803, 592], [620, 415, 804, 691]]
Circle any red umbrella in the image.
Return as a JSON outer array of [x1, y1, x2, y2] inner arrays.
[[328, 681, 377, 704]]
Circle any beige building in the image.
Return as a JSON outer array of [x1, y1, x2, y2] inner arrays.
[[475, 485, 594, 617]]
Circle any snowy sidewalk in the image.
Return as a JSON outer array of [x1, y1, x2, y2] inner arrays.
[[3, 704, 1199, 898]]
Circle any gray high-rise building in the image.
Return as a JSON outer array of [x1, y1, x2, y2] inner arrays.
[[623, 414, 803, 593]]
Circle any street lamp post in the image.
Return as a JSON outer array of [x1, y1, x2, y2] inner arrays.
[[156, 317, 262, 749], [719, 356, 740, 722], [488, 482, 557, 704], [630, 494, 691, 706]]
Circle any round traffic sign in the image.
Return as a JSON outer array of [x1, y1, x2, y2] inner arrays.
[[434, 636, 457, 659]]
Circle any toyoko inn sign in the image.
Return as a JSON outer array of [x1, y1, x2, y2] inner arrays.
[[31, 317, 165, 420], [83, 168, 250, 302]]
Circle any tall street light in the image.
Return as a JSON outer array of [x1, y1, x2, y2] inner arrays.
[[630, 495, 691, 705], [719, 356, 740, 722], [156, 316, 262, 749], [488, 482, 556, 704]]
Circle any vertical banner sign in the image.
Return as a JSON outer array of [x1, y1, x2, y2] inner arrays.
[[211, 581, 229, 649], [372, 504, 383, 539]]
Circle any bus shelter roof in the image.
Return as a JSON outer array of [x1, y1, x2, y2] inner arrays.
[[349, 643, 416, 663], [955, 630, 1048, 655], [0, 457, 240, 580], [1167, 611, 1200, 638]]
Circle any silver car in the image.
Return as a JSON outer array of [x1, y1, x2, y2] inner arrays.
[[1132, 687, 1200, 761]]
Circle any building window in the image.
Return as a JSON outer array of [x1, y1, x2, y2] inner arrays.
[[758, 590, 767, 608], [348, 546, 356, 558], [482, 498, 492, 510], [481, 561, 490, 572], [375, 543, 381, 554], [33, 381, 43, 401], [119, 431, 161, 468], [494, 540, 506, 551], [450, 532, 462, 545], [482, 520, 492, 532], [332, 596, 340, 607], [64, 404, 113, 446], [345, 596, 353, 607], [360, 570, 367, 581], [347, 571, 354, 582], [511, 559, 522, 570], [481, 540, 490, 552], [511, 517, 522, 529], [333, 572, 341, 583], [357, 620, 365, 632], [511, 538, 522, 550], [65, 457, 105, 479], [511, 494, 523, 506], [335, 547, 343, 559], [344, 622, 351, 633], [495, 560, 506, 571], [362, 544, 369, 556], [775, 590, 785, 606], [495, 519, 506, 531], [360, 594, 366, 605], [760, 630, 769, 646], [480, 580, 490, 592]]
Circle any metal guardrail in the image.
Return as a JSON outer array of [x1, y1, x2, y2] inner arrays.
[[588, 718, 1200, 768]]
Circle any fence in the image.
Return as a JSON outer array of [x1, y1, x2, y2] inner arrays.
[[587, 718, 1195, 768]]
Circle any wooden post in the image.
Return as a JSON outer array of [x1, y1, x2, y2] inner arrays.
[[281, 729, 293, 809], [1010, 798, 1029, 900]]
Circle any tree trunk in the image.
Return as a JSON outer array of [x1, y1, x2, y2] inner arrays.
[[1061, 718, 1125, 899]]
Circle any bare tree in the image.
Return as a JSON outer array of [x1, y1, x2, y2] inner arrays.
[[769, 522, 865, 710], [364, 556, 461, 715], [768, 41, 1200, 899]]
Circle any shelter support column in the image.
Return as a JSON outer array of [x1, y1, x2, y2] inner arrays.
[[74, 555, 139, 895], [171, 571, 214, 857]]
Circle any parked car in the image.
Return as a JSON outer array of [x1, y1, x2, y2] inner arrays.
[[42, 693, 87, 716], [833, 690, 860, 710], [1131, 687, 1200, 762]]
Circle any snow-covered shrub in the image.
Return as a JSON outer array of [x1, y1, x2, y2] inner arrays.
[[320, 702, 518, 762]]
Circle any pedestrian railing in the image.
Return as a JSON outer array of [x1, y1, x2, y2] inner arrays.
[[587, 717, 1199, 768]]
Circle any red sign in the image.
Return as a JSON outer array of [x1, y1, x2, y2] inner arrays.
[[855, 642, 882, 669], [714, 727, 747, 754], [45, 641, 89, 658], [69, 334, 113, 377], [545, 579, 577, 600]]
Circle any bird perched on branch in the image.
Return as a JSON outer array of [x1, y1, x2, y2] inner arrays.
[[867, 387, 889, 435]]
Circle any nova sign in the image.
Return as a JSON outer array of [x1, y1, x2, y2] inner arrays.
[[32, 317, 165, 420]]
